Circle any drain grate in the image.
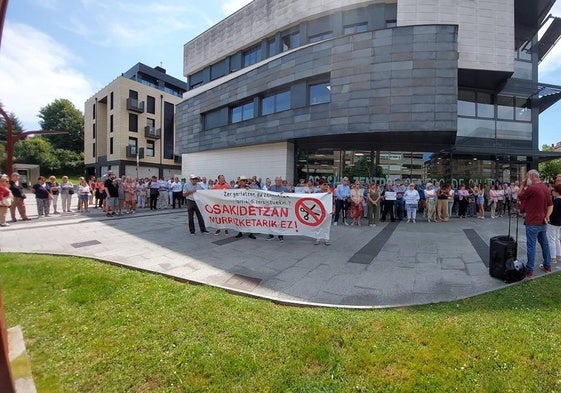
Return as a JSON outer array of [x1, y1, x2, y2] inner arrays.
[[71, 240, 101, 248]]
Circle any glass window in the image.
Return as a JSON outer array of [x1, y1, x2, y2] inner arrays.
[[262, 90, 291, 115], [129, 113, 138, 132], [267, 38, 278, 57], [497, 96, 514, 120], [309, 32, 332, 43], [92, 143, 96, 157], [243, 45, 263, 67], [386, 20, 397, 28], [309, 82, 331, 105], [457, 118, 495, 138], [204, 109, 226, 130], [110, 92, 114, 110], [515, 97, 531, 121], [231, 102, 255, 123], [129, 89, 138, 99], [458, 90, 476, 116], [496, 121, 532, 140], [513, 60, 532, 80], [109, 137, 114, 155], [147, 118, 155, 128], [93, 123, 96, 139], [110, 115, 114, 133], [262, 96, 275, 116], [282, 32, 300, 52], [147, 95, 156, 114], [477, 93, 494, 118], [344, 23, 368, 34], [128, 137, 138, 155], [146, 140, 155, 157], [276, 91, 291, 111]]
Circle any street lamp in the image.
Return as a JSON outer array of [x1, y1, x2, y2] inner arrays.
[[1, 107, 68, 175]]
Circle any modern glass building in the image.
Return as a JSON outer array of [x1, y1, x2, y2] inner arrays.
[[175, 0, 561, 186]]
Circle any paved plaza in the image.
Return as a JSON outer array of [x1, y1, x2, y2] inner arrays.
[[1, 195, 558, 308]]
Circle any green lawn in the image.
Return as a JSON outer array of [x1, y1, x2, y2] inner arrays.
[[1, 253, 560, 392]]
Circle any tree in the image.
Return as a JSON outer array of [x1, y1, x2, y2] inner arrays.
[[344, 156, 384, 181], [55, 148, 85, 174], [13, 137, 60, 173], [539, 144, 561, 182], [38, 99, 84, 153]]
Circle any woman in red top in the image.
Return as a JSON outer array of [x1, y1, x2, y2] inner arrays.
[[0, 174, 13, 227], [95, 177, 106, 210]]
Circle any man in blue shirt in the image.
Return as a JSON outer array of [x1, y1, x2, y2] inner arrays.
[[333, 177, 351, 226]]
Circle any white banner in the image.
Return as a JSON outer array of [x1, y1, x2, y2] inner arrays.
[[194, 189, 333, 239]]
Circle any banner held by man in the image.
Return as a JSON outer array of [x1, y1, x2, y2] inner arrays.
[[194, 189, 332, 239]]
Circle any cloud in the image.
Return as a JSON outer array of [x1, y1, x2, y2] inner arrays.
[[0, 23, 95, 130], [221, 0, 253, 15], [63, 1, 199, 49]]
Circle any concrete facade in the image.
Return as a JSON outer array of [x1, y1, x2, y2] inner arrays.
[[398, 0, 514, 73]]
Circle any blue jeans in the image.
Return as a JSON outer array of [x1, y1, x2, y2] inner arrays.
[[525, 224, 551, 272]]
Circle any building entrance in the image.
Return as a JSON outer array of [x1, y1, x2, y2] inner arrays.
[[296, 148, 531, 187]]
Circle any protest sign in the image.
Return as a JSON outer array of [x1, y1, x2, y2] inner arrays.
[[194, 189, 332, 239]]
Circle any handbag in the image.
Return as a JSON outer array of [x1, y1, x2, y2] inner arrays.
[[68, 189, 75, 195], [0, 196, 13, 207]]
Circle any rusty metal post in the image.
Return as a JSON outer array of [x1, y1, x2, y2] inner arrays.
[[0, 107, 15, 175], [0, 290, 16, 393], [0, 0, 9, 49]]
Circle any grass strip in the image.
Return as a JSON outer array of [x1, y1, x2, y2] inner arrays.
[[1, 253, 560, 392]]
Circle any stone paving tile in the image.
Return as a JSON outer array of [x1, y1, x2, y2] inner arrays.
[[0, 196, 550, 308]]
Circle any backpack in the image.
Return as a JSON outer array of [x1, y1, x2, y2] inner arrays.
[[504, 258, 526, 283]]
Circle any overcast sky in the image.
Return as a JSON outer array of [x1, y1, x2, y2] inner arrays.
[[1, 0, 560, 147]]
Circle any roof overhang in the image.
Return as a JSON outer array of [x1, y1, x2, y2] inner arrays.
[[458, 69, 513, 91], [498, 78, 561, 113], [538, 16, 561, 62], [515, 0, 556, 49], [295, 131, 456, 152]]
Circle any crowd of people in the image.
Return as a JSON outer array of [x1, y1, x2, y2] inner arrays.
[[0, 171, 560, 259]]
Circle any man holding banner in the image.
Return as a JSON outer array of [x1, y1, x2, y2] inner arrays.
[[183, 174, 210, 235]]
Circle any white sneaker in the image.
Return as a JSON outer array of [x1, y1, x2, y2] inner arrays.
[[333, 222, 338, 226], [344, 221, 349, 226]]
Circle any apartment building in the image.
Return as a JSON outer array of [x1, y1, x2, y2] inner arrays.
[[175, 0, 561, 186], [84, 63, 188, 179]]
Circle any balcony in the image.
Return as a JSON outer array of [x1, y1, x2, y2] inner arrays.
[[144, 126, 161, 139], [126, 145, 138, 158], [126, 98, 145, 113]]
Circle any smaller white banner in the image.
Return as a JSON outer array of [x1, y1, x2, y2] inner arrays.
[[384, 191, 396, 201], [194, 189, 332, 239]]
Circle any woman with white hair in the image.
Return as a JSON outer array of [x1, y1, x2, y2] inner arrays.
[[404, 183, 420, 223], [424, 182, 437, 222]]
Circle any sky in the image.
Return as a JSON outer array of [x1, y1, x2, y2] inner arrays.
[[1, 0, 561, 148]]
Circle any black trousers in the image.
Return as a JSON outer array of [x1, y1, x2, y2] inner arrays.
[[187, 199, 206, 233], [149, 190, 159, 210], [381, 200, 395, 221], [172, 191, 182, 208]]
